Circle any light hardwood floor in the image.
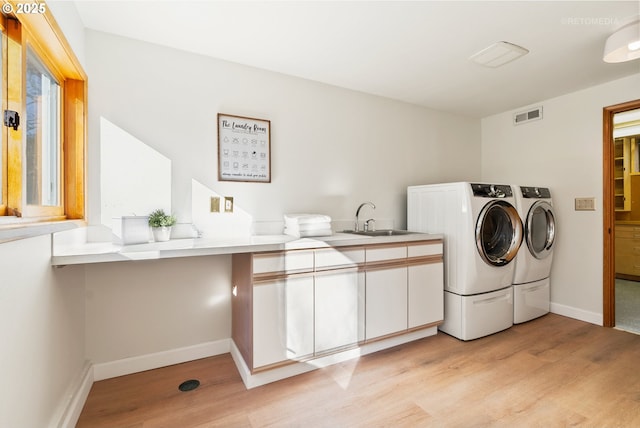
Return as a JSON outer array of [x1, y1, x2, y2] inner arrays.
[[77, 314, 640, 427]]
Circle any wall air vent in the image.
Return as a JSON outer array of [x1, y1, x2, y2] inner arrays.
[[513, 106, 543, 125]]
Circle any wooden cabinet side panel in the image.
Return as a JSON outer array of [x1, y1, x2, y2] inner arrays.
[[232, 253, 253, 369]]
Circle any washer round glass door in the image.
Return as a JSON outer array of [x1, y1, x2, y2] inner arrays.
[[476, 200, 523, 266], [526, 201, 555, 259]]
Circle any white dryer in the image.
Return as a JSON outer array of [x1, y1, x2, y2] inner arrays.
[[408, 182, 523, 340], [512, 186, 555, 323]]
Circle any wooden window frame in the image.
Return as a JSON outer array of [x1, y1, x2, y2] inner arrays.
[[1, 0, 86, 222], [0, 17, 6, 216]]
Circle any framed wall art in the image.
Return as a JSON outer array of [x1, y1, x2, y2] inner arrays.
[[217, 113, 271, 183]]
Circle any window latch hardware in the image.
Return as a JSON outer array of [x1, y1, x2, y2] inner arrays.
[[4, 110, 20, 131]]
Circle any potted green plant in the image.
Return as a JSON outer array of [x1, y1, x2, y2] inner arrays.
[[148, 209, 177, 242]]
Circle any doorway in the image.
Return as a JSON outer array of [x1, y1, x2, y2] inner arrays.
[[603, 99, 640, 329]]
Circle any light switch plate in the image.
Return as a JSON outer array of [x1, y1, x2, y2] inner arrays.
[[210, 197, 220, 213], [224, 196, 234, 213], [575, 197, 595, 211]]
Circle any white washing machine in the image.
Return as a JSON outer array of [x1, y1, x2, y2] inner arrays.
[[512, 186, 555, 323], [407, 182, 523, 340]]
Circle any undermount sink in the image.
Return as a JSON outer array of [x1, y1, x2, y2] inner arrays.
[[343, 229, 415, 237]]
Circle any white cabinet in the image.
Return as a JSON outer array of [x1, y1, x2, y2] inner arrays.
[[363, 241, 443, 340], [253, 250, 314, 276], [253, 275, 315, 368], [231, 239, 443, 376], [314, 247, 366, 353], [315, 269, 365, 353], [408, 262, 444, 328], [365, 266, 408, 340], [315, 247, 364, 270], [366, 245, 407, 263]]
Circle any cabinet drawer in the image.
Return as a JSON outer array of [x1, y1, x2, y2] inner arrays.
[[616, 238, 635, 254], [366, 245, 407, 263], [616, 226, 640, 239], [315, 247, 365, 270], [253, 250, 314, 275], [407, 242, 443, 258]]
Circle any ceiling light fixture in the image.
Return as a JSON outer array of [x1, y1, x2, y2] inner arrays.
[[603, 17, 640, 63], [469, 41, 529, 68]]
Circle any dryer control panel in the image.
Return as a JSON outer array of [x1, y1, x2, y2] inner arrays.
[[471, 183, 513, 198], [521, 186, 551, 199]]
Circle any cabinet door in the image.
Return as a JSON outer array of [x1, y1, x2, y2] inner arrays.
[[615, 225, 640, 276], [315, 269, 365, 353], [253, 275, 314, 369], [365, 267, 408, 340], [408, 262, 444, 328]]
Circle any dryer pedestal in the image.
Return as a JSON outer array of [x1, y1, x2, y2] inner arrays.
[[439, 287, 514, 341], [513, 277, 550, 324]]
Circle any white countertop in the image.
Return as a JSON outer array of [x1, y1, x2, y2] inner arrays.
[[51, 232, 443, 266], [0, 220, 83, 245]]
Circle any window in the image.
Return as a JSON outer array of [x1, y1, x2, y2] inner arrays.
[[26, 47, 60, 208], [1, 4, 86, 222]]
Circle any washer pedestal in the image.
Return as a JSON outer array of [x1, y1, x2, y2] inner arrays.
[[513, 277, 550, 324], [439, 287, 514, 341]]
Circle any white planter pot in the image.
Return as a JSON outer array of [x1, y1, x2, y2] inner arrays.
[[152, 226, 172, 242]]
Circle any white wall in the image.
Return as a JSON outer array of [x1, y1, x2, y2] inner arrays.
[[0, 235, 86, 428], [481, 73, 640, 323], [83, 30, 481, 364], [48, 0, 86, 69], [85, 256, 231, 364], [0, 3, 88, 427], [85, 30, 480, 229]]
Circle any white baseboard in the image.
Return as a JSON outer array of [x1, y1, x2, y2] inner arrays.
[[93, 338, 231, 381], [51, 361, 93, 428], [550, 302, 603, 326], [231, 327, 438, 389]]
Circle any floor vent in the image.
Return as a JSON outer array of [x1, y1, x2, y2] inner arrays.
[[178, 379, 200, 392], [513, 106, 543, 125]]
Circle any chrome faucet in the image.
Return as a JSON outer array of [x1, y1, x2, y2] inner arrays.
[[355, 202, 376, 231]]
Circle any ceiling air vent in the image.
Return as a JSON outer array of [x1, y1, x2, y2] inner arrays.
[[470, 41, 529, 68], [513, 106, 543, 125]]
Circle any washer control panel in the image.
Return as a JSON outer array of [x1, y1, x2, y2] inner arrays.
[[471, 183, 513, 198], [520, 186, 551, 199]]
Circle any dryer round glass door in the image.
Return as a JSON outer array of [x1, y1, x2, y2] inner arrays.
[[475, 200, 523, 266], [526, 201, 555, 259]]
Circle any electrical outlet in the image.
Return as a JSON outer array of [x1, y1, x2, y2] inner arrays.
[[224, 196, 234, 213], [210, 197, 220, 213], [575, 197, 595, 211]]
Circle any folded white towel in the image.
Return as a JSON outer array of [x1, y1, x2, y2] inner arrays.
[[284, 227, 333, 238], [285, 222, 332, 233], [284, 214, 332, 225]]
